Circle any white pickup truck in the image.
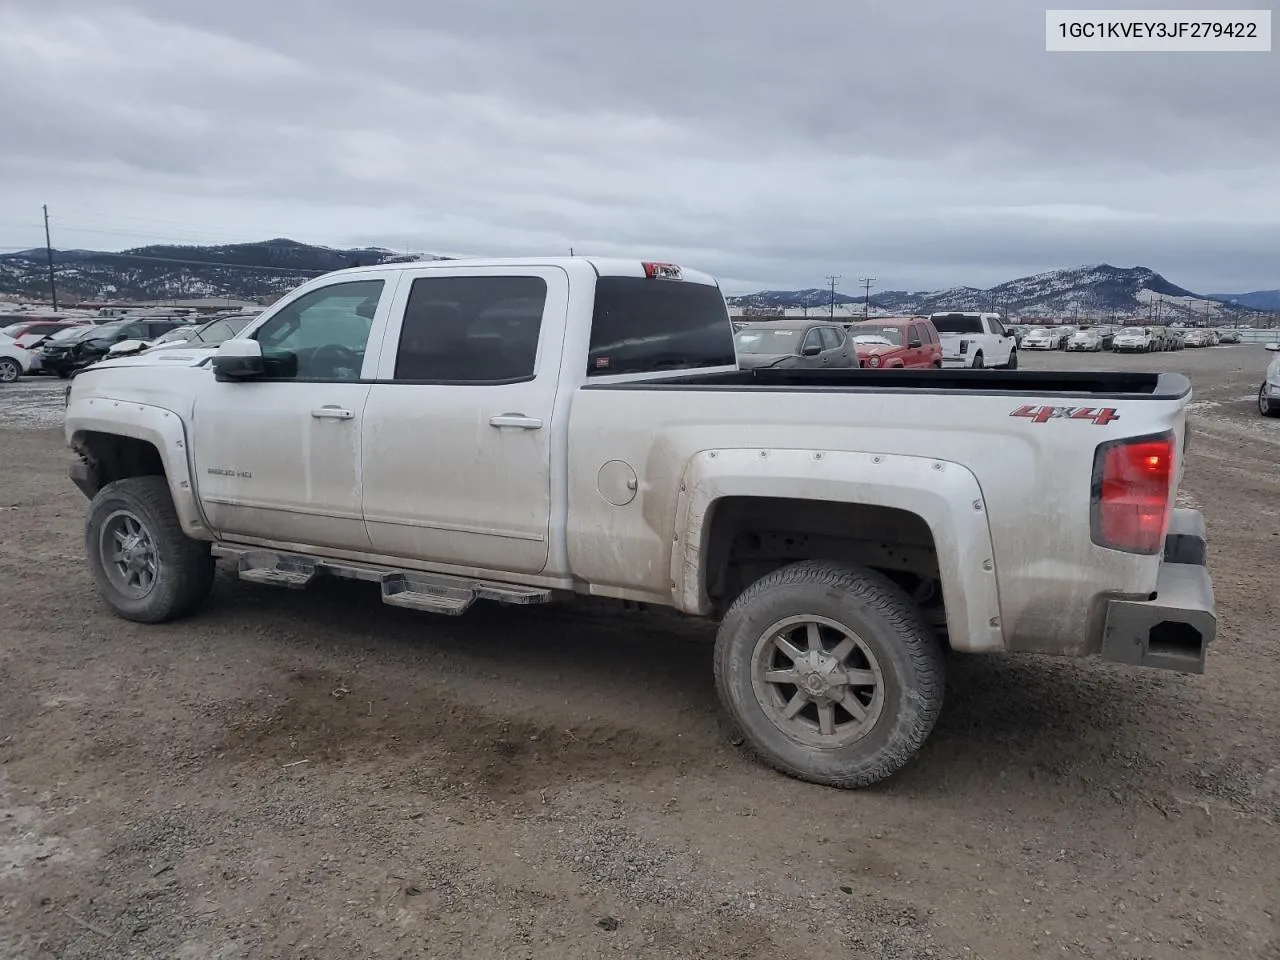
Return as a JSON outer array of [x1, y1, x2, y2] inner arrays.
[[64, 257, 1216, 788], [929, 311, 1019, 368]]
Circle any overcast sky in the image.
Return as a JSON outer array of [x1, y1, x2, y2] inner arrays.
[[1, 1, 1277, 294]]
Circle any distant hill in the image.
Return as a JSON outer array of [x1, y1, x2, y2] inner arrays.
[[0, 238, 449, 302], [1207, 290, 1280, 311], [729, 264, 1243, 321], [729, 287, 862, 309]]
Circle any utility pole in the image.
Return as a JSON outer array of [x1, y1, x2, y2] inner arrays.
[[859, 277, 876, 321], [825, 275, 840, 319], [42, 204, 58, 310]]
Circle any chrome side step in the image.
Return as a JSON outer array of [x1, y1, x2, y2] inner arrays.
[[211, 545, 552, 615]]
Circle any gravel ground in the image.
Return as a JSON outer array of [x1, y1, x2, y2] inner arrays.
[[1, 347, 1278, 960]]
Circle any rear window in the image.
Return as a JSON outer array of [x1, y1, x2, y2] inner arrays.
[[587, 277, 735, 376], [930, 314, 984, 334]]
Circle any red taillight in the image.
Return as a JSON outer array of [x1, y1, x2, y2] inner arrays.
[[1091, 433, 1175, 554], [642, 261, 682, 280]]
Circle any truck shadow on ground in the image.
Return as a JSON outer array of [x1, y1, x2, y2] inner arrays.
[[198, 571, 1193, 807]]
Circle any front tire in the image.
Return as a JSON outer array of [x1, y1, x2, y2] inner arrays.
[[85, 476, 216, 623], [0, 358, 20, 383], [1004, 349, 1018, 369], [1261, 384, 1280, 418], [714, 561, 945, 788]]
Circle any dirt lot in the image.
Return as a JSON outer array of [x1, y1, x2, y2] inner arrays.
[[1, 347, 1278, 960]]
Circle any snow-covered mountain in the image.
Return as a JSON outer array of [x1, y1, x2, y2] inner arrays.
[[0, 239, 450, 302], [729, 265, 1250, 322], [1208, 289, 1280, 310]]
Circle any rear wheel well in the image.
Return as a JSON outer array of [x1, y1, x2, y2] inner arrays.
[[72, 431, 166, 496], [702, 496, 944, 630]]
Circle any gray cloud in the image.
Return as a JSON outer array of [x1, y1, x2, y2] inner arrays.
[[1, 0, 1277, 294]]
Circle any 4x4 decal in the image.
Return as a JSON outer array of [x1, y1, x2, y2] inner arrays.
[[1010, 404, 1120, 425]]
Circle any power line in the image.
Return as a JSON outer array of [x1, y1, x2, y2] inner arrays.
[[825, 275, 840, 319], [0, 245, 333, 275], [67, 251, 333, 274]]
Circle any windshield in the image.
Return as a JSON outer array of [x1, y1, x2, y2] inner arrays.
[[1119, 327, 1146, 336], [734, 328, 804, 354], [193, 316, 252, 344], [152, 327, 197, 344], [930, 314, 983, 334], [84, 322, 130, 343], [851, 326, 904, 346]]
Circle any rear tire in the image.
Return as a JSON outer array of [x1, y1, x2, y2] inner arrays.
[[0, 358, 20, 383], [971, 352, 984, 369], [714, 561, 945, 788], [85, 476, 216, 623]]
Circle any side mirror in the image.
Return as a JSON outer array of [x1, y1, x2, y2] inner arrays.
[[801, 343, 822, 357], [213, 338, 265, 381], [1266, 343, 1280, 352]]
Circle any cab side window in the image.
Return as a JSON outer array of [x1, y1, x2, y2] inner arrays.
[[393, 275, 547, 383], [252, 279, 384, 381]]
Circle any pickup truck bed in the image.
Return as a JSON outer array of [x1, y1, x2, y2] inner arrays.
[[64, 256, 1216, 790], [595, 366, 1183, 395]]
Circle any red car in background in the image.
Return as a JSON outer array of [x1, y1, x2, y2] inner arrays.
[[845, 316, 944, 368]]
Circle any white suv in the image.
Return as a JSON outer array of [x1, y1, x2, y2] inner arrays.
[[929, 312, 1017, 368]]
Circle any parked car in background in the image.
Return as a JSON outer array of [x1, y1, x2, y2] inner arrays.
[[1182, 329, 1210, 348], [929, 312, 1017, 368], [0, 333, 34, 383], [844, 316, 943, 368], [1112, 327, 1155, 352], [108, 314, 258, 358], [1259, 342, 1280, 417], [41, 318, 192, 377], [5, 320, 94, 371], [1022, 326, 1067, 351], [1219, 330, 1241, 344], [734, 319, 855, 369], [1067, 328, 1104, 352]]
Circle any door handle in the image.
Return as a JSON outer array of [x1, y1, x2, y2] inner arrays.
[[489, 414, 543, 430], [311, 406, 354, 420]]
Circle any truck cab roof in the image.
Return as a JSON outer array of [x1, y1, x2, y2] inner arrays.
[[321, 257, 720, 287]]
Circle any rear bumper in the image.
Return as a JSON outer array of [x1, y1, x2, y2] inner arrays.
[[1099, 509, 1216, 674]]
